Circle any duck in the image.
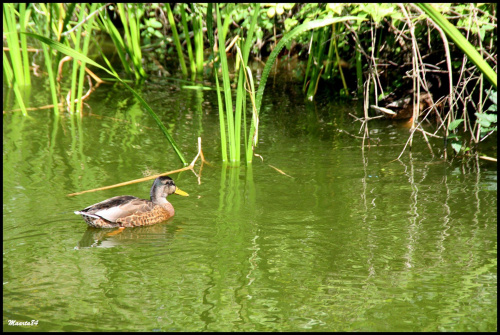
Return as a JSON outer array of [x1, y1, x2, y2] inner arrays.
[[371, 91, 436, 120], [371, 72, 447, 120], [74, 176, 188, 228]]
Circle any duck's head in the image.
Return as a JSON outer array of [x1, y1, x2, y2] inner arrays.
[[150, 176, 189, 202]]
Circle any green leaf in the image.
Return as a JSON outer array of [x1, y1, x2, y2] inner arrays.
[[448, 119, 464, 131], [451, 141, 463, 154], [486, 105, 497, 113], [476, 113, 497, 128], [284, 18, 298, 31], [481, 112, 496, 123], [487, 90, 497, 105], [480, 126, 497, 135], [150, 19, 163, 29]]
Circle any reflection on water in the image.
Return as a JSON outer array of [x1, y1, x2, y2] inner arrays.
[[3, 74, 497, 331], [76, 222, 182, 249]]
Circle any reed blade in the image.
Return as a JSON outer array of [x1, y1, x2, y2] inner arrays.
[[24, 32, 188, 165]]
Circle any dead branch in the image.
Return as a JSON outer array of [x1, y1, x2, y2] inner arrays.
[[67, 137, 207, 196]]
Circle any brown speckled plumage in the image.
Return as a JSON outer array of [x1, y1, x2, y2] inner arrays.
[[75, 176, 188, 228]]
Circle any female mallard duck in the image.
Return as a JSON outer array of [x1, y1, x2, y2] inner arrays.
[[74, 176, 188, 228]]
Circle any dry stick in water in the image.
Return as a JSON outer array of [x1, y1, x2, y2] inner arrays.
[[67, 137, 206, 196], [268, 165, 293, 178], [479, 156, 497, 162]]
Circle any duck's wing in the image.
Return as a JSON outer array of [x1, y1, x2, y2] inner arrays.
[[77, 196, 155, 223]]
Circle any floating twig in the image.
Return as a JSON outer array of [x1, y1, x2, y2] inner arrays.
[[268, 165, 293, 178], [479, 155, 497, 162], [68, 137, 206, 196]]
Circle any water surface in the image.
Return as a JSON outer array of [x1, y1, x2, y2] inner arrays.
[[3, 70, 497, 331]]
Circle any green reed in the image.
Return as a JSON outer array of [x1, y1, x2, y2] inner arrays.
[[214, 3, 260, 165], [98, 6, 134, 77], [3, 3, 30, 115], [304, 28, 328, 99], [417, 3, 496, 89], [212, 9, 361, 164], [3, 3, 98, 116], [30, 3, 62, 115], [166, 3, 188, 77], [215, 4, 236, 163], [171, 3, 205, 79], [191, 4, 205, 75], [25, 32, 188, 165], [66, 3, 99, 114], [116, 3, 147, 79], [255, 17, 363, 115], [180, 4, 196, 77]]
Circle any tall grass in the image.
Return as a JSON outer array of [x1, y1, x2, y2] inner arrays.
[[214, 3, 260, 165], [98, 5, 134, 77], [215, 4, 237, 164], [191, 4, 205, 75], [30, 3, 61, 115], [180, 4, 196, 77], [116, 3, 147, 79], [3, 3, 102, 115], [4, 4, 186, 164], [168, 3, 205, 79], [68, 3, 99, 114], [24, 32, 188, 165], [213, 5, 361, 164], [255, 17, 364, 116], [166, 3, 188, 77], [3, 3, 30, 115]]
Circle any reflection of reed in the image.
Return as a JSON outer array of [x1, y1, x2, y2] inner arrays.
[[217, 164, 257, 214], [199, 164, 260, 328]]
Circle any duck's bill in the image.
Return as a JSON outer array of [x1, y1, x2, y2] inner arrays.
[[175, 187, 189, 196]]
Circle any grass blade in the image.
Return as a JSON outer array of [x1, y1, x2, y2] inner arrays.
[[256, 16, 365, 113], [24, 32, 188, 165], [417, 3, 496, 88], [166, 3, 188, 77]]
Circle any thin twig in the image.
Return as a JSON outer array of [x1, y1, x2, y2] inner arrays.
[[336, 128, 366, 140], [268, 165, 293, 178]]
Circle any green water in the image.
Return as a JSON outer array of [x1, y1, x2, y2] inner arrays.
[[3, 74, 497, 331]]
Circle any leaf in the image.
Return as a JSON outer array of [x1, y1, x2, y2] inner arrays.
[[150, 19, 163, 29], [475, 113, 497, 127], [487, 104, 497, 112], [487, 89, 497, 105], [448, 119, 464, 130], [480, 126, 497, 136], [451, 141, 463, 154]]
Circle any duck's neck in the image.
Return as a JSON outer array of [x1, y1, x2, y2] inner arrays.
[[151, 194, 168, 205], [151, 195, 174, 215]]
